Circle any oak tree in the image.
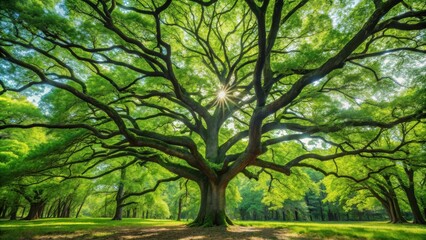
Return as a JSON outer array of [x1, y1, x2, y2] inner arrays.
[[0, 0, 425, 226]]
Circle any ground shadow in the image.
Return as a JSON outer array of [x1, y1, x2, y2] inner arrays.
[[30, 225, 314, 240]]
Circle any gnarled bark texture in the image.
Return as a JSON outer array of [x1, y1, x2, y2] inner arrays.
[[190, 180, 233, 227], [112, 167, 126, 220]]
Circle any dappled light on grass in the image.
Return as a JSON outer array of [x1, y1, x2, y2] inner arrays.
[[228, 226, 261, 233], [32, 231, 102, 240], [29, 225, 303, 240], [180, 236, 206, 240], [2, 221, 96, 228], [2, 219, 426, 239], [238, 221, 426, 240], [0, 218, 307, 240]]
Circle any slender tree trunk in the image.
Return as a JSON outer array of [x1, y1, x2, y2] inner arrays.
[[305, 196, 313, 221], [65, 199, 72, 217], [0, 201, 5, 218], [61, 198, 70, 217], [9, 205, 18, 220], [46, 201, 55, 218], [132, 208, 137, 218], [40, 204, 45, 218], [189, 180, 232, 227], [1, 205, 7, 218], [177, 196, 183, 221], [21, 207, 26, 219], [75, 193, 89, 218], [294, 208, 299, 221], [8, 197, 19, 220], [57, 199, 61, 218], [424, 208, 426, 221], [239, 209, 246, 220], [327, 207, 333, 221]]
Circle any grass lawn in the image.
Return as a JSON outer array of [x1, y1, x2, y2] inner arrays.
[[1, 218, 425, 239], [0, 218, 184, 239], [238, 220, 426, 239]]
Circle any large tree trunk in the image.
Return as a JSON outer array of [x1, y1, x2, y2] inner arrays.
[[112, 167, 126, 220], [398, 167, 426, 224], [189, 180, 233, 227], [112, 200, 124, 220], [404, 186, 425, 224], [23, 201, 45, 220], [370, 188, 394, 223], [384, 176, 407, 224]]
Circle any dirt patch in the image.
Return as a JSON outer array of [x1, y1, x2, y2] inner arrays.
[[30, 225, 314, 240]]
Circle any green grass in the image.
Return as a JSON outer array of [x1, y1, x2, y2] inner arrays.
[[1, 218, 426, 239], [238, 220, 426, 239], [0, 218, 183, 240]]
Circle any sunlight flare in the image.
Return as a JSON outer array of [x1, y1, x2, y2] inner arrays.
[[218, 89, 227, 100]]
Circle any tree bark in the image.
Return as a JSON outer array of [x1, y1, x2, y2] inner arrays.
[[1, 205, 7, 218], [9, 205, 18, 220], [189, 180, 233, 227], [132, 208, 137, 218], [20, 207, 25, 219], [23, 201, 45, 220], [57, 199, 61, 218], [305, 195, 313, 221], [0, 201, 5, 218], [384, 176, 406, 223], [397, 167, 426, 224], [112, 167, 126, 220], [404, 184, 425, 224], [75, 193, 89, 218], [294, 208, 299, 221], [177, 196, 183, 221]]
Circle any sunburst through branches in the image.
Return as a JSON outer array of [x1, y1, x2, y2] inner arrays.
[[214, 85, 235, 109]]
